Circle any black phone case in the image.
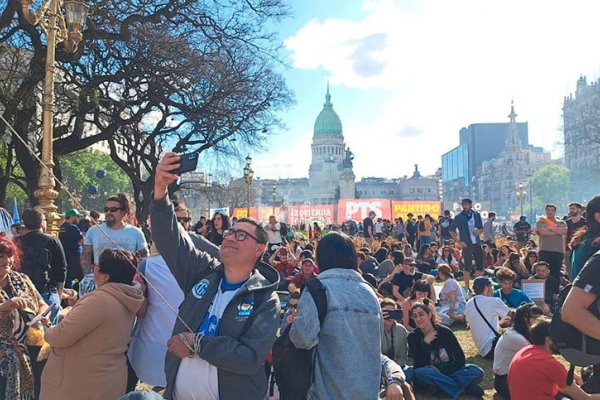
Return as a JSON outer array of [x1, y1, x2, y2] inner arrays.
[[174, 152, 199, 175]]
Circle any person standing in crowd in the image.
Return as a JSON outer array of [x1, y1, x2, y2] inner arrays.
[[289, 232, 381, 399], [404, 302, 485, 398], [40, 249, 144, 400], [80, 194, 148, 297], [206, 212, 230, 246], [508, 319, 600, 399], [59, 209, 84, 289], [406, 213, 417, 249], [566, 202, 586, 276], [380, 298, 409, 368], [363, 210, 376, 245], [152, 152, 280, 400], [0, 233, 50, 400], [563, 244, 600, 393], [449, 198, 484, 291], [535, 204, 568, 280], [16, 209, 67, 325], [395, 217, 406, 241], [483, 212, 496, 244], [172, 202, 220, 259], [417, 215, 432, 249], [375, 218, 384, 241], [512, 216, 532, 250], [264, 215, 282, 252], [569, 195, 600, 279], [127, 242, 186, 392], [492, 303, 543, 398], [439, 210, 454, 243], [465, 277, 512, 358]]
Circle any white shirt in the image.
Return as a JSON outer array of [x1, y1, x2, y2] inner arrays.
[[127, 255, 185, 387], [465, 294, 510, 356], [264, 222, 282, 244], [174, 280, 243, 400], [493, 329, 529, 375], [375, 222, 383, 234], [439, 278, 466, 305]]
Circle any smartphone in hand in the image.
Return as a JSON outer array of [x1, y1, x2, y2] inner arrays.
[[173, 152, 199, 175], [383, 309, 403, 321]]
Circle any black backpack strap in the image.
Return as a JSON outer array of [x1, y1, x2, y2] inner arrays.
[[567, 364, 575, 386], [473, 297, 501, 337], [304, 278, 328, 325]]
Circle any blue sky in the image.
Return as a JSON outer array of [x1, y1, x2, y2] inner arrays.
[[208, 0, 600, 181]]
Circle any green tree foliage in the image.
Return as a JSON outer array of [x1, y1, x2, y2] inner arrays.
[[57, 150, 132, 213], [530, 164, 570, 215], [0, 0, 293, 221]]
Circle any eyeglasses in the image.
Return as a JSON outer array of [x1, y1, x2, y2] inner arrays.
[[223, 229, 260, 243], [289, 304, 298, 309], [104, 207, 123, 213], [177, 217, 191, 223]]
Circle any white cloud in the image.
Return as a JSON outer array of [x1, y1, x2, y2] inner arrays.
[[283, 0, 600, 178]]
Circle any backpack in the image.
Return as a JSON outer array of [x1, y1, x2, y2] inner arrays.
[[19, 236, 53, 294], [272, 278, 327, 400], [418, 220, 426, 232], [550, 283, 600, 383]]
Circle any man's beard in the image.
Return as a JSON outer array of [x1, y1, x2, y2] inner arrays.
[[106, 217, 115, 227], [569, 210, 578, 217]]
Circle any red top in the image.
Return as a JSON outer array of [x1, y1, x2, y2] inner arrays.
[[508, 345, 567, 400], [291, 271, 318, 288], [274, 261, 296, 277]]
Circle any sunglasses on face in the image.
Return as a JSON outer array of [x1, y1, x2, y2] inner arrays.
[[177, 217, 191, 223], [223, 229, 260, 243], [104, 207, 122, 213], [289, 304, 298, 309]]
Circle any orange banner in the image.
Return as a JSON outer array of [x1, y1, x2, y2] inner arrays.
[[256, 206, 284, 223], [287, 205, 334, 226], [337, 199, 392, 224], [391, 201, 441, 221]]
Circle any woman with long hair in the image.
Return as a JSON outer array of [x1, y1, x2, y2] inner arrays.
[[401, 280, 436, 331], [495, 244, 513, 266], [404, 302, 484, 398], [522, 250, 539, 274], [570, 195, 600, 278], [0, 233, 49, 400], [205, 212, 230, 246], [436, 264, 466, 325], [492, 303, 543, 399], [436, 246, 459, 271]]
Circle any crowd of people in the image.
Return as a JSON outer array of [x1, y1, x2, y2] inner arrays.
[[1, 151, 600, 399]]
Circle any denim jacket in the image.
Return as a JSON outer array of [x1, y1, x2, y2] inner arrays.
[[289, 268, 382, 400]]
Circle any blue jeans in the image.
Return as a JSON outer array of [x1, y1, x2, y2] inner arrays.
[[41, 291, 61, 325], [404, 364, 483, 399]]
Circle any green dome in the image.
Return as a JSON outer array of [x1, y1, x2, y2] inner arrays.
[[313, 89, 343, 136]]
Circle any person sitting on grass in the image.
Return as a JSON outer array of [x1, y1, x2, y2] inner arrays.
[[492, 302, 543, 399], [528, 261, 560, 315], [465, 276, 512, 359], [380, 298, 409, 368], [401, 280, 436, 332], [436, 264, 466, 325], [508, 318, 600, 400], [501, 252, 530, 288], [493, 267, 533, 309], [404, 302, 485, 399]]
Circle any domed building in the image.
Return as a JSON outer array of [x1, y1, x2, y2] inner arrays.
[[308, 85, 355, 204]]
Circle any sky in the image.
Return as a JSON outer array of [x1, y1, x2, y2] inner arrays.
[[210, 0, 600, 181]]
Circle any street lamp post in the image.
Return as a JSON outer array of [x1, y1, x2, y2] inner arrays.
[[516, 182, 527, 217], [243, 156, 253, 217], [21, 0, 89, 234], [272, 184, 277, 215]]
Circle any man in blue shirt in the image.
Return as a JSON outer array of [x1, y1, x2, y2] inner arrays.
[[493, 267, 533, 308], [449, 199, 484, 292]]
